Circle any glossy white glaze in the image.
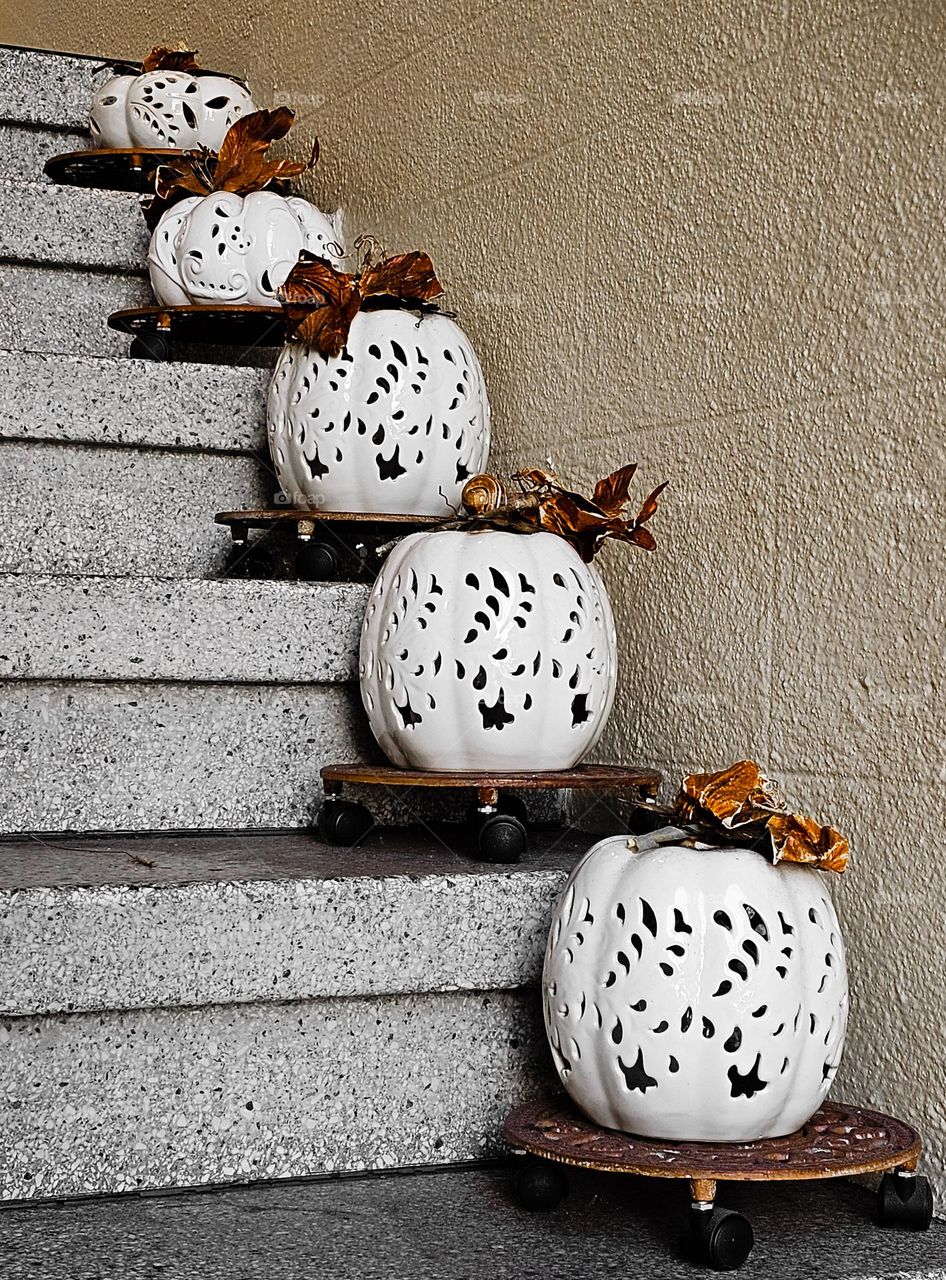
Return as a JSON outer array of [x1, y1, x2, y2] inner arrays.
[[90, 71, 255, 150], [543, 838, 848, 1141], [268, 309, 490, 515], [148, 192, 343, 307], [359, 530, 617, 769]]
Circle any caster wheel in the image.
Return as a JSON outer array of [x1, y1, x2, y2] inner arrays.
[[317, 799, 375, 847], [296, 539, 339, 581], [877, 1171, 933, 1230], [690, 1207, 754, 1270], [226, 541, 276, 580], [476, 812, 528, 863], [496, 794, 529, 826], [130, 332, 169, 361], [510, 1161, 567, 1211]]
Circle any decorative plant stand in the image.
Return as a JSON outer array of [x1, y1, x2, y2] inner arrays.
[[215, 509, 439, 582], [504, 1097, 932, 1270], [44, 146, 180, 192], [108, 304, 285, 360], [317, 763, 662, 862]]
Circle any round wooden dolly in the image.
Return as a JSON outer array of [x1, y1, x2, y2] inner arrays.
[[504, 1097, 932, 1270], [44, 147, 181, 192], [317, 763, 662, 863], [215, 509, 440, 582], [108, 304, 285, 360]]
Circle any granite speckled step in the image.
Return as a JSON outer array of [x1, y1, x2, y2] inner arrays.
[[0, 47, 98, 180], [1, 1167, 944, 1274], [0, 440, 272, 577], [0, 46, 99, 130], [0, 574, 368, 682], [0, 262, 152, 357], [0, 574, 374, 831], [0, 120, 87, 180], [0, 177, 147, 269], [1, 350, 268, 451], [0, 677, 368, 832], [0, 830, 579, 1199]]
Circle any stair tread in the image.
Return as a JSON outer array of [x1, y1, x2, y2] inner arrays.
[[0, 1165, 942, 1275], [0, 825, 584, 891]]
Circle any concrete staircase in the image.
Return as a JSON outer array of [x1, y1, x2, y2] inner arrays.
[[0, 44, 562, 1201]]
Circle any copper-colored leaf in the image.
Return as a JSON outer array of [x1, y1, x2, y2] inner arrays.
[[634, 479, 669, 527], [767, 813, 849, 874], [153, 155, 214, 202], [141, 46, 201, 73], [277, 255, 360, 358], [621, 526, 657, 551], [672, 761, 848, 874], [213, 108, 296, 192], [360, 251, 443, 306], [592, 464, 639, 515]]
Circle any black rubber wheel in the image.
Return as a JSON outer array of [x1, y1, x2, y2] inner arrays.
[[510, 1161, 567, 1212], [690, 1207, 754, 1270], [130, 331, 169, 361], [225, 541, 276, 580], [316, 799, 375, 847], [296, 539, 339, 581], [496, 794, 529, 826], [877, 1171, 933, 1230], [476, 812, 528, 863]]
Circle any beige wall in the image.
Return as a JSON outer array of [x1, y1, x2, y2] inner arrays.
[[6, 0, 946, 1195]]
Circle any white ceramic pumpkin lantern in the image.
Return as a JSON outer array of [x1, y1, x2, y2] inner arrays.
[[543, 836, 848, 1142], [144, 108, 341, 308], [148, 192, 343, 307], [90, 65, 255, 151], [359, 529, 617, 770], [269, 312, 490, 514], [268, 248, 490, 515]]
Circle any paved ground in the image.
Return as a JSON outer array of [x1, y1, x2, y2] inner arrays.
[[0, 1164, 944, 1280]]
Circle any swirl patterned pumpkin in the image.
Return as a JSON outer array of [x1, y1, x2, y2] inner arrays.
[[359, 529, 617, 770], [90, 70, 255, 150], [543, 837, 848, 1142], [148, 192, 343, 308]]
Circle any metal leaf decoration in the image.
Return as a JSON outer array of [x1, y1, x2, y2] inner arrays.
[[277, 247, 444, 358], [452, 466, 667, 562], [147, 109, 318, 229], [671, 761, 849, 873], [141, 46, 201, 73]]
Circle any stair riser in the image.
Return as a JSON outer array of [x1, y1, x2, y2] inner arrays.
[[0, 179, 147, 270], [2, 866, 564, 1015], [1, 350, 268, 452], [0, 575, 367, 683], [0, 680, 369, 832], [0, 122, 88, 180], [0, 441, 274, 577], [0, 262, 151, 357], [0, 991, 550, 1201]]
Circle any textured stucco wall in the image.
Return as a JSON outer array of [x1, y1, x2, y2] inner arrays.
[[5, 0, 946, 1200]]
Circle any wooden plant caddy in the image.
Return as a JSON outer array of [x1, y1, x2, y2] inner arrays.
[[504, 1097, 932, 1270], [215, 509, 440, 583], [109, 303, 286, 360], [317, 763, 662, 862], [44, 146, 180, 192]]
